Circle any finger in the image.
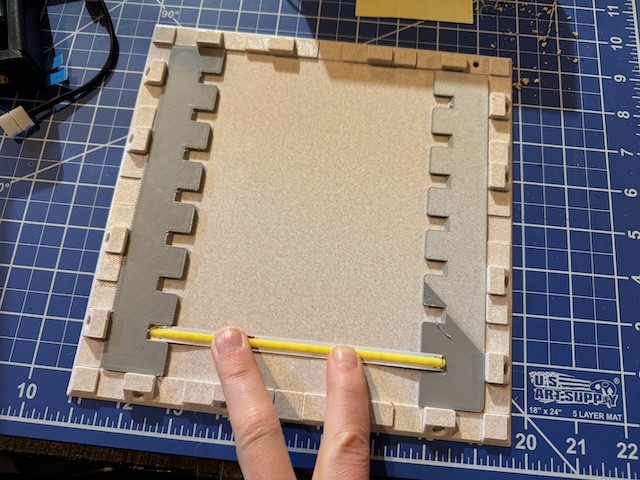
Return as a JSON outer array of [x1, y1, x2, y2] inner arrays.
[[211, 328, 296, 480], [313, 346, 371, 480]]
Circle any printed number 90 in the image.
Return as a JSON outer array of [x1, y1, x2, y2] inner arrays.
[[161, 8, 179, 19]]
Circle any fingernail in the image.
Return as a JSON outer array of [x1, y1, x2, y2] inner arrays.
[[215, 328, 243, 355], [334, 346, 359, 370]]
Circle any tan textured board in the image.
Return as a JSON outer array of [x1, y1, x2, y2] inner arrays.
[[356, 0, 474, 24], [67, 26, 513, 446]]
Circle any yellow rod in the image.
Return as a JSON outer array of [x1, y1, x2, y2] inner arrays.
[[148, 326, 446, 371]]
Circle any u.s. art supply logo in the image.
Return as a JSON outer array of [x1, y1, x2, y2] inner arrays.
[[529, 371, 619, 409]]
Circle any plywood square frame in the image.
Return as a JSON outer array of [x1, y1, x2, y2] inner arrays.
[[67, 26, 514, 446]]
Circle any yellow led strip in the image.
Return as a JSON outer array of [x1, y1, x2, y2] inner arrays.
[[148, 326, 446, 372]]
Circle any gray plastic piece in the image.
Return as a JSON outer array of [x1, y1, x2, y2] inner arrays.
[[101, 46, 224, 376], [422, 283, 445, 309], [419, 71, 489, 412], [420, 319, 485, 411]]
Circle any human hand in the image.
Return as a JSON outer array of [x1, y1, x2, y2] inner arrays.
[[210, 328, 371, 479]]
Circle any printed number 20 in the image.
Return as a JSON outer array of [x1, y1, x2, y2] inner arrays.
[[515, 433, 537, 451]]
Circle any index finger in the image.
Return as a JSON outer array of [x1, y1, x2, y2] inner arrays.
[[313, 346, 371, 479], [211, 328, 296, 480]]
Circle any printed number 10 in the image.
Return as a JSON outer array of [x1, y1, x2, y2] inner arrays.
[[17, 382, 37, 399]]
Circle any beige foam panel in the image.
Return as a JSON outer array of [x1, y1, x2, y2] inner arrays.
[[68, 27, 513, 446]]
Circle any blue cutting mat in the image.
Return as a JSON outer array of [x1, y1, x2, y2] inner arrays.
[[1, 1, 639, 479]]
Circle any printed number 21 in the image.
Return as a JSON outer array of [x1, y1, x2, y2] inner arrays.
[[566, 437, 586, 455]]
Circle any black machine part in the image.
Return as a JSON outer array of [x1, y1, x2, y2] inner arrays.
[[0, 0, 46, 92]]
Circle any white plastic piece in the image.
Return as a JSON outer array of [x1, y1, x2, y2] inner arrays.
[[83, 308, 111, 339], [268, 37, 296, 57], [489, 162, 510, 191], [0, 106, 34, 137], [68, 366, 100, 394], [153, 25, 176, 46], [0, 112, 22, 138], [104, 226, 129, 255], [488, 140, 511, 191], [485, 352, 508, 384], [96, 371, 125, 400], [441, 53, 468, 72], [123, 372, 156, 401], [489, 92, 510, 120], [367, 45, 394, 66], [487, 266, 508, 296], [423, 407, 457, 437], [127, 127, 152, 155], [10, 105, 35, 131], [72, 337, 104, 367], [393, 404, 423, 434], [144, 59, 167, 86], [341, 43, 367, 63], [371, 401, 395, 427], [196, 29, 224, 49], [393, 49, 417, 68], [483, 413, 510, 443]]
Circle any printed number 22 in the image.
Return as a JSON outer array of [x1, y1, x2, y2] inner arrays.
[[617, 442, 639, 460]]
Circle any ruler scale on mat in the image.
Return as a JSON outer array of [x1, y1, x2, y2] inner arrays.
[[0, 1, 638, 479]]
